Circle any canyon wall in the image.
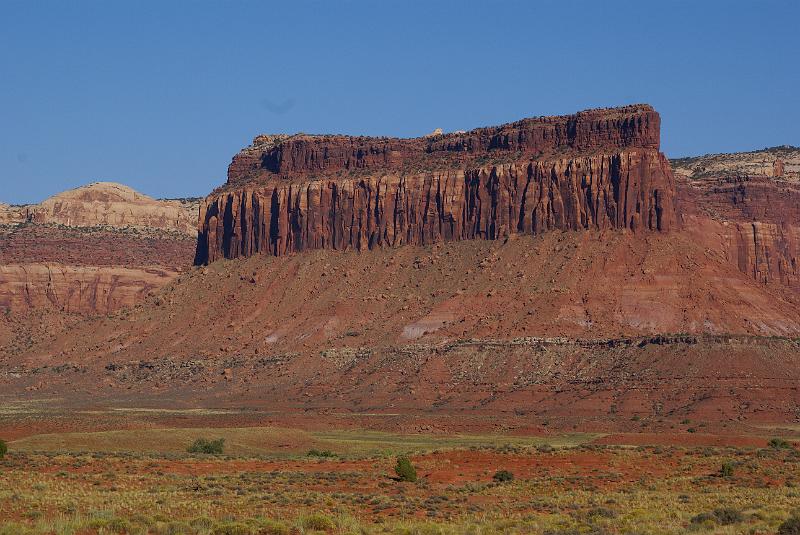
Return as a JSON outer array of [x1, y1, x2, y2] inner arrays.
[[197, 105, 675, 264], [674, 147, 800, 289]]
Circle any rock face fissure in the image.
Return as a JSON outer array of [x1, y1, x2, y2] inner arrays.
[[196, 105, 675, 264]]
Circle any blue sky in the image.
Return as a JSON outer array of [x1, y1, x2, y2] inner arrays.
[[1, 0, 798, 204]]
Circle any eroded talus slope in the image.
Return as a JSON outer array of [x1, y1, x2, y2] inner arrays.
[[19, 233, 799, 365], [196, 105, 675, 264], [3, 233, 800, 422], [0, 183, 198, 314]]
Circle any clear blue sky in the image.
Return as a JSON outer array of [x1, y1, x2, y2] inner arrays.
[[1, 1, 798, 204]]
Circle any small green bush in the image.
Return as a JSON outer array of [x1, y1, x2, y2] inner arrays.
[[769, 437, 792, 449], [691, 508, 743, 526], [779, 515, 800, 534], [719, 461, 735, 478], [587, 507, 617, 519], [190, 517, 215, 530], [301, 513, 335, 531], [492, 470, 514, 482], [395, 456, 418, 482], [88, 517, 130, 533], [0, 439, 7, 458], [307, 449, 336, 458], [187, 438, 225, 454], [712, 508, 743, 525]]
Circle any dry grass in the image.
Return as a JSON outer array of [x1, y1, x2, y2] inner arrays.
[[2, 426, 800, 534]]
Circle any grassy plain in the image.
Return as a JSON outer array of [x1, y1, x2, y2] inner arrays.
[[1, 423, 800, 534]]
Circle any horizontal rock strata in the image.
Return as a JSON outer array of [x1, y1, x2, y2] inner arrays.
[[677, 175, 800, 288], [0, 264, 179, 315], [197, 105, 675, 264]]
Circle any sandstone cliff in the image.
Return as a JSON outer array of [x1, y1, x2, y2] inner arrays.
[[673, 146, 800, 289], [0, 183, 198, 314], [197, 105, 675, 264]]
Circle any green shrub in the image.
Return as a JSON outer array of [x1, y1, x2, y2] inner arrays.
[[779, 515, 800, 534], [713, 508, 743, 525], [301, 513, 335, 531], [154, 521, 192, 534], [719, 461, 735, 478], [587, 507, 617, 519], [0, 439, 7, 458], [187, 438, 225, 454], [0, 523, 32, 535], [492, 470, 514, 482], [395, 456, 418, 482], [307, 449, 336, 458], [190, 517, 215, 530], [88, 517, 131, 533], [691, 508, 743, 526], [769, 437, 792, 449]]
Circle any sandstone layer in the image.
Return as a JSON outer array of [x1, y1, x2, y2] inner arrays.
[[0, 264, 179, 315], [0, 182, 200, 236], [197, 105, 675, 264], [672, 145, 800, 182], [4, 109, 800, 426], [672, 146, 800, 289], [0, 183, 198, 314]]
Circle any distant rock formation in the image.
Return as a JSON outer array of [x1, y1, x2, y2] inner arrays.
[[0, 182, 200, 236], [672, 146, 800, 288], [197, 104, 675, 264], [0, 182, 198, 314]]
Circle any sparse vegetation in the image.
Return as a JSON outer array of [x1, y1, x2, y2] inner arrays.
[[306, 449, 336, 457], [712, 507, 744, 525], [394, 456, 417, 482], [1, 424, 799, 534], [719, 461, 735, 478], [0, 439, 6, 458], [187, 437, 225, 454], [301, 513, 335, 531], [779, 515, 800, 535], [492, 470, 514, 482], [769, 437, 793, 449]]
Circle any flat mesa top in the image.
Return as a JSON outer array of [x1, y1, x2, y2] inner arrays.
[[226, 104, 661, 185]]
